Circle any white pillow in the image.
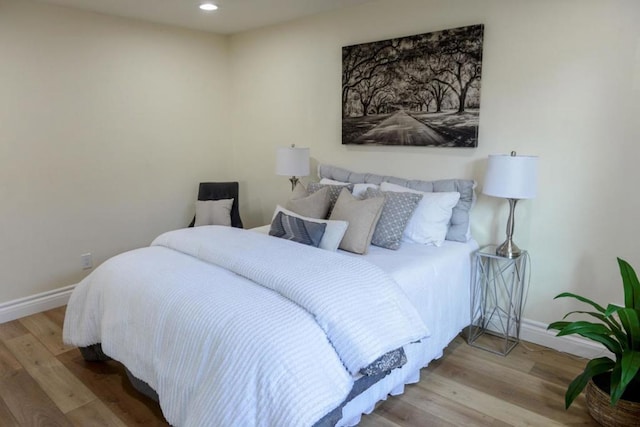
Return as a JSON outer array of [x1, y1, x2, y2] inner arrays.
[[319, 178, 379, 199], [271, 205, 348, 251], [380, 182, 460, 246], [194, 199, 233, 227], [319, 178, 349, 186]]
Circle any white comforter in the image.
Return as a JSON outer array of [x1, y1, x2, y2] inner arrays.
[[63, 226, 429, 426]]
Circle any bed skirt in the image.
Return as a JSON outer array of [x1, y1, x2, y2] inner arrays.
[[78, 343, 394, 427]]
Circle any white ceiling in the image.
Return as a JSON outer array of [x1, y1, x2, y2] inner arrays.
[[37, 0, 373, 34]]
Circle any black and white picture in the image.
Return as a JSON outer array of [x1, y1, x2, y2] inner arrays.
[[342, 25, 484, 147]]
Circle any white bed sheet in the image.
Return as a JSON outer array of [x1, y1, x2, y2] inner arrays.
[[251, 226, 477, 425]]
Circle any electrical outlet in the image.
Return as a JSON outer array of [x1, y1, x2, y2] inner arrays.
[[81, 253, 93, 270]]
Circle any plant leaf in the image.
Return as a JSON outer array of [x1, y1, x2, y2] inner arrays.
[[554, 292, 606, 313], [618, 350, 640, 401], [604, 303, 624, 317], [610, 361, 622, 405], [554, 321, 611, 337], [547, 321, 571, 332], [565, 357, 615, 408], [563, 310, 625, 343], [554, 321, 622, 355], [617, 308, 640, 350], [618, 258, 640, 309], [578, 332, 623, 355]]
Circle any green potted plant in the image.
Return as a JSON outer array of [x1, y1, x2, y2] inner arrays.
[[548, 257, 639, 426]]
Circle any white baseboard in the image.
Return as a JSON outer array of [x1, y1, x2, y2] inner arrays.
[[0, 285, 76, 324], [520, 318, 613, 360]]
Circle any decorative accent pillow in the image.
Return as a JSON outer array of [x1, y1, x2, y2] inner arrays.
[[285, 183, 330, 219], [359, 347, 407, 376], [269, 211, 327, 247], [194, 199, 233, 227], [320, 178, 379, 199], [271, 206, 348, 251], [307, 182, 354, 216], [364, 188, 423, 250], [329, 188, 385, 254], [380, 182, 460, 246]]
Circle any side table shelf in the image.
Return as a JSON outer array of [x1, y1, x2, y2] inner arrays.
[[467, 245, 528, 356]]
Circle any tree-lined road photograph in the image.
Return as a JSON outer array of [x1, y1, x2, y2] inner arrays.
[[342, 25, 483, 147]]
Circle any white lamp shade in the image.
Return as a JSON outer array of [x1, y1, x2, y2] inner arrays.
[[483, 153, 538, 199], [276, 146, 310, 177]]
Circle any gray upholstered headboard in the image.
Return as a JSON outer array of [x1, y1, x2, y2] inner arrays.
[[318, 164, 476, 242]]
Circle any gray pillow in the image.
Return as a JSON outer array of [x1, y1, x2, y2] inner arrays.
[[285, 183, 331, 219], [269, 211, 327, 248], [364, 188, 423, 250], [318, 164, 475, 242], [329, 188, 385, 254], [307, 182, 355, 217]]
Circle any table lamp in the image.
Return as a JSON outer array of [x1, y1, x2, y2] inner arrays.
[[483, 151, 538, 258], [276, 144, 310, 191]]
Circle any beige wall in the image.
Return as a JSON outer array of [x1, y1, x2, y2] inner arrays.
[[229, 0, 640, 323], [0, 0, 231, 301]]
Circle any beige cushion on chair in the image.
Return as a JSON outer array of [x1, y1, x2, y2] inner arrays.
[[194, 199, 233, 227], [329, 188, 385, 255]]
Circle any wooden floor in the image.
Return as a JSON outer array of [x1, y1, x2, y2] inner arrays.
[[0, 306, 597, 426]]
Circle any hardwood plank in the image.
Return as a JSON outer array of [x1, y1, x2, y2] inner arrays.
[[529, 359, 585, 387], [366, 396, 456, 427], [4, 334, 96, 413], [433, 349, 592, 424], [57, 349, 170, 426], [420, 373, 567, 426], [456, 335, 537, 373], [19, 312, 74, 355], [359, 412, 404, 427], [0, 392, 20, 427], [0, 319, 29, 341], [396, 380, 504, 426], [514, 340, 589, 370], [0, 369, 71, 426], [0, 340, 22, 378], [43, 305, 67, 329], [66, 399, 128, 427]]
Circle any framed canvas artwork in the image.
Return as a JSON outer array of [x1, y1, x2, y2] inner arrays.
[[342, 24, 484, 147]]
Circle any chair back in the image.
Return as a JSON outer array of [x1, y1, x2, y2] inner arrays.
[[189, 182, 243, 228]]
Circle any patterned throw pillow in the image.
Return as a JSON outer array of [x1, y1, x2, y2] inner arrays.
[[269, 211, 327, 248], [307, 183, 355, 217], [271, 206, 348, 251], [379, 182, 460, 246], [364, 188, 423, 250]]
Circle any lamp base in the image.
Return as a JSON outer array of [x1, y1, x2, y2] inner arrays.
[[496, 239, 521, 259], [289, 176, 299, 191]]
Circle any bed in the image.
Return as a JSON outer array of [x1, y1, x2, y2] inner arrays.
[[63, 164, 477, 426]]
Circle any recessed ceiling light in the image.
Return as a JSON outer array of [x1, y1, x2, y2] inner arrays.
[[199, 3, 218, 11]]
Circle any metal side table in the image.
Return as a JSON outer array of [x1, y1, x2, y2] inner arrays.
[[467, 245, 528, 356]]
